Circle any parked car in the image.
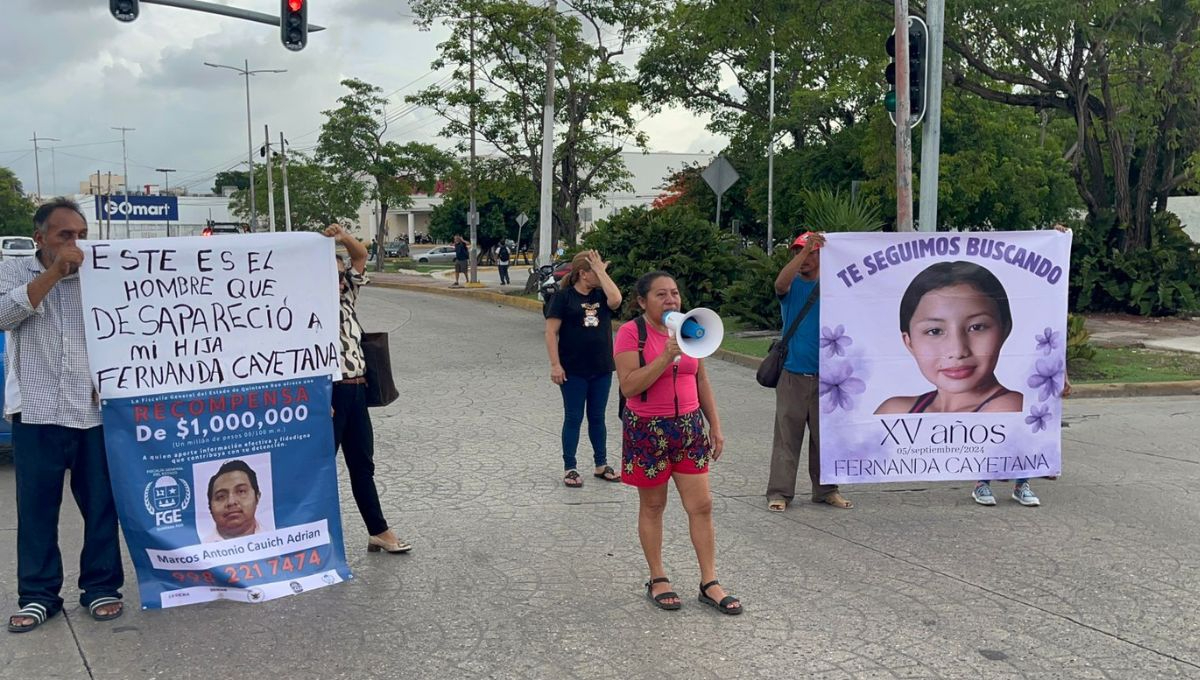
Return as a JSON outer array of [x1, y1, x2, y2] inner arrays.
[[202, 224, 246, 236], [383, 240, 410, 258], [0, 237, 35, 260], [416, 245, 459, 264]]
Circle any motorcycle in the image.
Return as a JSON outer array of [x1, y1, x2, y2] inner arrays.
[[532, 261, 572, 317]]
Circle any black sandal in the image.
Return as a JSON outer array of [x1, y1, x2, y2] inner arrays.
[[563, 470, 583, 488], [593, 466, 620, 482], [8, 603, 51, 633], [645, 577, 681, 611], [699, 580, 742, 615], [88, 597, 123, 622]]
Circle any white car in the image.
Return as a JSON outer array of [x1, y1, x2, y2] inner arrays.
[[0, 237, 35, 260], [416, 245, 459, 263]]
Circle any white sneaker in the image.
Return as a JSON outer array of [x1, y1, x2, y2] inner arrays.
[[1012, 482, 1041, 506], [972, 482, 996, 506]]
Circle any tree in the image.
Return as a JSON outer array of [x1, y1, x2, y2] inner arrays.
[[317, 78, 457, 270], [941, 0, 1200, 251], [0, 168, 35, 236], [427, 159, 537, 258], [211, 170, 249, 195], [409, 0, 654, 248], [228, 153, 366, 232]]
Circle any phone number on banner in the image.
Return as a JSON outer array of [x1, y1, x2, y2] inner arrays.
[[170, 548, 326, 587]]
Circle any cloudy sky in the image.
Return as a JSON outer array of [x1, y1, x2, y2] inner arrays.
[[0, 0, 725, 198]]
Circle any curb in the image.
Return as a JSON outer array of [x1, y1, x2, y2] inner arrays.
[[374, 283, 1200, 399]]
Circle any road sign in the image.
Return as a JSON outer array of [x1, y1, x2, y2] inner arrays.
[[701, 156, 739, 196], [515, 212, 528, 227], [701, 156, 739, 229]]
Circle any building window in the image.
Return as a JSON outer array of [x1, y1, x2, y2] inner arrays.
[[581, 207, 593, 223]]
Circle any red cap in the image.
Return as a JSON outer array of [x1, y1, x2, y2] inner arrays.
[[791, 231, 821, 250]]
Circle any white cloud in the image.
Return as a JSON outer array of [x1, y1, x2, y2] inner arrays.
[[0, 0, 723, 199]]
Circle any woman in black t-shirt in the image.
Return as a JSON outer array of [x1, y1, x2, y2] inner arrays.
[[545, 250, 624, 487]]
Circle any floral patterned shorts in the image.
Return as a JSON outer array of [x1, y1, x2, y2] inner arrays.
[[621, 409, 710, 488]]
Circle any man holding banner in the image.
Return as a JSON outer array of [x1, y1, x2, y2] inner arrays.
[[766, 232, 854, 513], [1, 198, 125, 633]]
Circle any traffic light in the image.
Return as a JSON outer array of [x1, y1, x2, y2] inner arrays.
[[109, 0, 139, 22], [281, 0, 308, 52], [885, 16, 928, 126]]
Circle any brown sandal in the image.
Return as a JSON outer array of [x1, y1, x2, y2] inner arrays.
[[813, 491, 854, 509], [563, 470, 583, 488]]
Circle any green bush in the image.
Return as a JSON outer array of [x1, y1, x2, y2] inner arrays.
[[721, 246, 791, 330], [1071, 211, 1200, 315], [1065, 313, 1096, 371], [580, 205, 740, 317]]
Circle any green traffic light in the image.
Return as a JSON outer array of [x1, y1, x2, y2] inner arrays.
[[884, 90, 897, 112]]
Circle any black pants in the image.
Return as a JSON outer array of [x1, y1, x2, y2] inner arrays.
[[498, 264, 510, 284], [12, 417, 124, 616], [331, 382, 389, 536]]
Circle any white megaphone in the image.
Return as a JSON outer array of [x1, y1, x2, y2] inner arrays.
[[662, 308, 725, 360]]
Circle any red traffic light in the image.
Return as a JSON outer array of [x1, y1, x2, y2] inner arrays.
[[288, 0, 303, 10]]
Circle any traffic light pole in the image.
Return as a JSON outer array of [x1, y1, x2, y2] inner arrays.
[[135, 0, 326, 31], [894, 0, 914, 232], [918, 0, 944, 233]]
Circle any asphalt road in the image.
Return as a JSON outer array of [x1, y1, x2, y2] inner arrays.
[[1, 286, 1197, 679]]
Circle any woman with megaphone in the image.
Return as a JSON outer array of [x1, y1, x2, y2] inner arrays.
[[614, 272, 741, 615]]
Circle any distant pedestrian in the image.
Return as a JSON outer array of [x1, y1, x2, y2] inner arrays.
[[615, 271, 741, 615], [545, 250, 622, 487], [452, 234, 470, 287], [497, 242, 511, 285], [323, 224, 413, 553], [1, 198, 125, 633]]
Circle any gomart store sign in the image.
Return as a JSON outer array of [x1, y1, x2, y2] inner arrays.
[[95, 194, 180, 221], [817, 231, 1072, 484]]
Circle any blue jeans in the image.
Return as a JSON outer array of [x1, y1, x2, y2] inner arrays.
[[559, 372, 612, 471], [979, 479, 1030, 485]]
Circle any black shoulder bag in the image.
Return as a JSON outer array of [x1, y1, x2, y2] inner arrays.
[[755, 283, 820, 388]]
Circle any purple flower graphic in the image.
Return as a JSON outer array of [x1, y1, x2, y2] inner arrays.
[[1035, 327, 1061, 355], [1027, 357, 1065, 402], [1025, 403, 1052, 433], [819, 363, 866, 413], [820, 325, 854, 358]]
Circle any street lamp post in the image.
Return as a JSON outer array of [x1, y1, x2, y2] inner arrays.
[[204, 60, 287, 232], [156, 167, 176, 236], [112, 126, 135, 238], [29, 132, 61, 200]]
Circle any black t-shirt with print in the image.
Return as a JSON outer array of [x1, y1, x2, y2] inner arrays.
[[548, 286, 615, 375]]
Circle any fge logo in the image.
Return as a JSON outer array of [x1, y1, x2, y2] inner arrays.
[[143, 475, 192, 527]]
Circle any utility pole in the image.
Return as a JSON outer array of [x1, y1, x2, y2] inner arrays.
[[204, 60, 287, 232], [264, 125, 276, 232], [29, 132, 60, 199], [918, 0, 944, 232], [156, 167, 176, 236], [468, 11, 479, 283], [279, 132, 292, 232], [766, 46, 776, 250], [537, 0, 558, 268], [894, 0, 914, 232], [113, 126, 135, 238], [106, 171, 114, 239]]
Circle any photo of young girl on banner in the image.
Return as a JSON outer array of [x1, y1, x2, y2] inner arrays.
[[818, 231, 1071, 484]]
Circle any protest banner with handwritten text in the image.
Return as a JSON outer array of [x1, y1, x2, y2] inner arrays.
[[81, 233, 352, 609]]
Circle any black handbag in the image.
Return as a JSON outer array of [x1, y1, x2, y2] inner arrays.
[[360, 331, 400, 407], [756, 284, 820, 388]]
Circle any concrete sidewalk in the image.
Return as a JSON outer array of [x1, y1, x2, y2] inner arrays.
[[2, 288, 1197, 679]]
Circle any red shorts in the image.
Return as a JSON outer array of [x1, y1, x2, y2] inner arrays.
[[621, 409, 710, 488]]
